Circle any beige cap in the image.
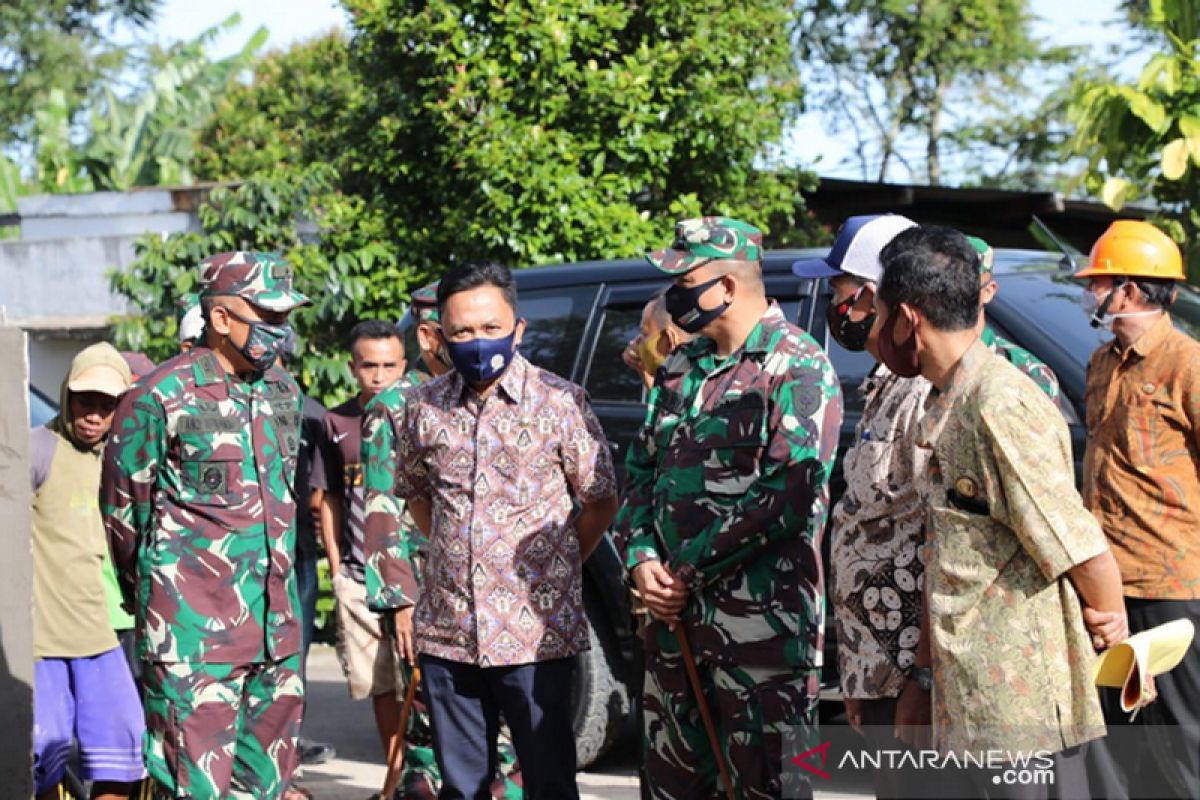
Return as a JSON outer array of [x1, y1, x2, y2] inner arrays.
[[68, 363, 130, 398]]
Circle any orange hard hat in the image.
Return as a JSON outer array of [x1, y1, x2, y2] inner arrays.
[[1074, 220, 1185, 280]]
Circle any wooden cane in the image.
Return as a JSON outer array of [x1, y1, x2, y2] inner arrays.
[[380, 665, 422, 799], [675, 624, 738, 800]]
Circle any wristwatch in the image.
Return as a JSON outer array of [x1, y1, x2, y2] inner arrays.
[[909, 666, 933, 692]]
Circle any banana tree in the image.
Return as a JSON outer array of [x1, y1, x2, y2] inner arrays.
[[1069, 0, 1200, 277]]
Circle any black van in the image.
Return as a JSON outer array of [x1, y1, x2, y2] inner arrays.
[[469, 248, 1200, 766]]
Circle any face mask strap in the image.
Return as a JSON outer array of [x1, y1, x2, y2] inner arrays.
[[1090, 279, 1127, 329]]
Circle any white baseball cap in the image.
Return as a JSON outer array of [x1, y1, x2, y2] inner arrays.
[[792, 214, 917, 284]]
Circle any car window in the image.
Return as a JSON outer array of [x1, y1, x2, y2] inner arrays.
[[1169, 285, 1200, 339], [516, 291, 582, 378], [586, 306, 645, 403]]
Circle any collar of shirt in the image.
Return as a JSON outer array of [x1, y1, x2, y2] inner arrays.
[[192, 348, 225, 387], [1110, 311, 1173, 362], [681, 301, 786, 372], [449, 350, 529, 408], [915, 337, 991, 449]]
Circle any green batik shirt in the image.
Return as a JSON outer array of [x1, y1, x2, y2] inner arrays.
[[100, 347, 303, 664], [981, 324, 1061, 404], [362, 369, 428, 612], [613, 303, 843, 669]]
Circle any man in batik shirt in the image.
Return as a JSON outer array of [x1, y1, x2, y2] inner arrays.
[[794, 213, 930, 798], [878, 225, 1126, 798], [362, 283, 523, 799], [392, 261, 618, 799]]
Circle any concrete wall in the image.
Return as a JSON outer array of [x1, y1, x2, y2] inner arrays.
[[16, 190, 200, 241], [0, 235, 136, 324], [0, 326, 34, 797]]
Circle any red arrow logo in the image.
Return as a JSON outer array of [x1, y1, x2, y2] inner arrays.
[[790, 741, 832, 780]]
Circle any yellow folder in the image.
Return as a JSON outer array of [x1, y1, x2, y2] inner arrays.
[[1092, 618, 1195, 714]]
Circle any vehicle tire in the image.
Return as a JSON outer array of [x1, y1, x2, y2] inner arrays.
[[571, 589, 631, 769]]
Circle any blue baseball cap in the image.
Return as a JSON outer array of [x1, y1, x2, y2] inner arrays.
[[792, 214, 917, 283]]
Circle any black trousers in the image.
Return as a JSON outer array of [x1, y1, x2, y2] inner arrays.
[[420, 654, 578, 800], [1086, 597, 1200, 799], [857, 697, 926, 799]]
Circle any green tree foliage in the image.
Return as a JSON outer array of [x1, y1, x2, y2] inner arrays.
[[0, 0, 159, 147], [117, 0, 822, 398], [1068, 0, 1200, 276], [336, 0, 814, 273], [194, 32, 356, 181], [798, 0, 1078, 187], [29, 14, 266, 193], [108, 167, 420, 404]]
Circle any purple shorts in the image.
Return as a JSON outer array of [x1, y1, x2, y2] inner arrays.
[[34, 647, 146, 793]]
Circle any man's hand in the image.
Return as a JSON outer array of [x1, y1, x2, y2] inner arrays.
[[394, 606, 416, 666], [1083, 607, 1130, 651], [622, 338, 645, 374], [631, 560, 687, 626], [843, 696, 864, 736], [894, 679, 932, 750]]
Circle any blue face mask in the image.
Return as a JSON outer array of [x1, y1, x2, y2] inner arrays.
[[443, 329, 519, 386]]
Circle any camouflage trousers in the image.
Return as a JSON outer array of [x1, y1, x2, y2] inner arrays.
[[394, 658, 524, 798], [142, 655, 304, 799], [642, 622, 819, 800]]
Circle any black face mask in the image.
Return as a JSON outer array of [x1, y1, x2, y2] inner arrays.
[[826, 285, 875, 352], [664, 276, 730, 334]]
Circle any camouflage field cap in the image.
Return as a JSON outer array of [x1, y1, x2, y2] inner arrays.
[[967, 235, 995, 275], [198, 251, 310, 312], [397, 281, 440, 333], [647, 216, 764, 275]]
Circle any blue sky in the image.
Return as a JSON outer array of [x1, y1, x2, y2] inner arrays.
[[152, 0, 1132, 180]]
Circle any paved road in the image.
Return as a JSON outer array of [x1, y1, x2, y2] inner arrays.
[[296, 645, 869, 799]]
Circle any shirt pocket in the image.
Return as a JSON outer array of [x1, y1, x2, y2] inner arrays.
[[177, 430, 245, 507], [683, 395, 768, 496], [1119, 385, 1181, 470]]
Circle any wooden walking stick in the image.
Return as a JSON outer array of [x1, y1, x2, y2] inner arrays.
[[380, 665, 422, 800], [675, 624, 738, 800]]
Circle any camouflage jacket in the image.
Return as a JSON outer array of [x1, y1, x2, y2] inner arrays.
[[613, 303, 843, 668], [101, 347, 303, 664], [981, 325, 1061, 404], [362, 370, 428, 612]]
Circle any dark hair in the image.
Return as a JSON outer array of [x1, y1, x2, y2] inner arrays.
[[437, 261, 518, 314], [1131, 277, 1176, 310], [878, 226, 981, 332], [348, 319, 402, 350]]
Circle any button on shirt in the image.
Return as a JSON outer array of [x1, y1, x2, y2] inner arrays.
[[830, 364, 931, 699], [916, 339, 1107, 756], [393, 353, 617, 667], [1083, 313, 1200, 599]]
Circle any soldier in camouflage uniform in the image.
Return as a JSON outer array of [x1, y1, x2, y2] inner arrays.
[[971, 236, 1062, 403], [613, 218, 843, 799], [362, 283, 523, 799], [101, 251, 310, 799]]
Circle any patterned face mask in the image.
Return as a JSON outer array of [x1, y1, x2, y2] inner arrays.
[[826, 285, 875, 352], [226, 308, 293, 371]]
